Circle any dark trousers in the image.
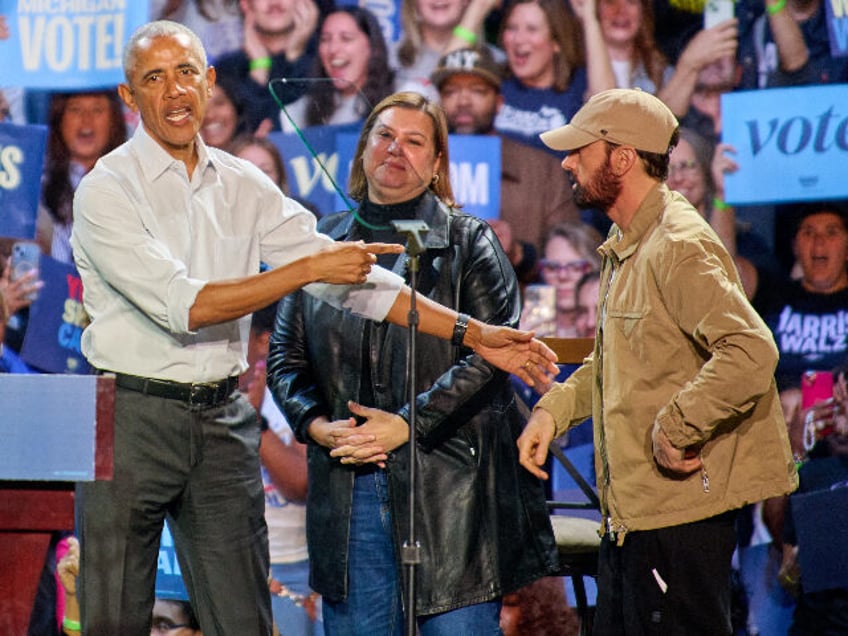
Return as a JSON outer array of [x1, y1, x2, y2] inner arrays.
[[77, 387, 271, 635], [593, 510, 738, 636]]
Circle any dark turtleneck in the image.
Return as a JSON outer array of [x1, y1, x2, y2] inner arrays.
[[353, 192, 426, 433], [358, 192, 426, 269]]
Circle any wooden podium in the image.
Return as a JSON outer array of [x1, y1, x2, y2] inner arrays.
[[0, 374, 114, 635]]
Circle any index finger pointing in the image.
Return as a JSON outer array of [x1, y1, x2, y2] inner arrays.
[[362, 242, 405, 255]]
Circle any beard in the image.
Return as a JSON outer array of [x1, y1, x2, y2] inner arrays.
[[570, 159, 622, 211], [446, 109, 495, 136]]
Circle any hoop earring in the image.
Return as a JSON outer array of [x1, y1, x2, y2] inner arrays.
[[431, 174, 440, 185]]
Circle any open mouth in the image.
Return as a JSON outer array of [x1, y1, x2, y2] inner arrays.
[[510, 49, 532, 65], [165, 106, 192, 124], [76, 128, 96, 142]]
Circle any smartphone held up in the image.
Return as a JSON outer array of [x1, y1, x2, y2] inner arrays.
[[10, 241, 41, 302]]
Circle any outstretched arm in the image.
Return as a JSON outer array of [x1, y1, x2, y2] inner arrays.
[[189, 241, 403, 330], [384, 288, 559, 387]]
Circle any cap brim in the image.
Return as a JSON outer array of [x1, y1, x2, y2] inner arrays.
[[432, 69, 500, 90], [540, 125, 598, 152]]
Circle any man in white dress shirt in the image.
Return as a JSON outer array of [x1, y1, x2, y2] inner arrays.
[[70, 20, 557, 635]]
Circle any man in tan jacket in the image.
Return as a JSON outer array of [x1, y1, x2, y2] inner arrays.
[[518, 88, 797, 635]]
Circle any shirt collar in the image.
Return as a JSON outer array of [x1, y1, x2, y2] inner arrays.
[[601, 183, 667, 263], [131, 124, 216, 181]]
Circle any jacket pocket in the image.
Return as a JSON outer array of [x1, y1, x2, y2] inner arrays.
[[606, 309, 644, 338]]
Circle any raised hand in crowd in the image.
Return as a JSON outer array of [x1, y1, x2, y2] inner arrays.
[[57, 537, 81, 636], [1, 258, 42, 316], [658, 18, 738, 117], [447, 0, 501, 52]]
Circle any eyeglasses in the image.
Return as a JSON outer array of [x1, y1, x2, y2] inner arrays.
[[151, 619, 191, 634], [539, 259, 591, 276], [668, 160, 699, 176]]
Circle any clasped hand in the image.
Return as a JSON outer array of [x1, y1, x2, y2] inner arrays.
[[309, 401, 409, 468]]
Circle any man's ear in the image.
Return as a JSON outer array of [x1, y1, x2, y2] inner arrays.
[[117, 83, 137, 111], [206, 65, 216, 98], [611, 146, 637, 176]]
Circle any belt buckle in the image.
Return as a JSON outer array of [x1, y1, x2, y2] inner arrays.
[[189, 382, 208, 407]]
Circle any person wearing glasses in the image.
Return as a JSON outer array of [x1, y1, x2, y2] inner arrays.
[[150, 599, 201, 635], [521, 221, 603, 338]]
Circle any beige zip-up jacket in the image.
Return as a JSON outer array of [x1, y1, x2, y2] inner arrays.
[[536, 184, 798, 541]]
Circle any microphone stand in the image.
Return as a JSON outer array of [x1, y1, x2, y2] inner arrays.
[[390, 219, 429, 636]]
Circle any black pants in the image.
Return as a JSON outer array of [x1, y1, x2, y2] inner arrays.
[[593, 510, 738, 636]]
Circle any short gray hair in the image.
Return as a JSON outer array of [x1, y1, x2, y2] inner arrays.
[[123, 20, 208, 82]]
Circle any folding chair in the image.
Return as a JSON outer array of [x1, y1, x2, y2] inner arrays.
[[540, 337, 602, 636]]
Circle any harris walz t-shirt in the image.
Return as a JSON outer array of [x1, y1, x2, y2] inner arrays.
[[755, 279, 848, 390]]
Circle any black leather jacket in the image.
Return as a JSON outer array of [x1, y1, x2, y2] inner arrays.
[[267, 192, 559, 614]]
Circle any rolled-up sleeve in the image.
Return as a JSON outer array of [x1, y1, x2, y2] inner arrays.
[[259, 195, 404, 322], [72, 171, 205, 335]]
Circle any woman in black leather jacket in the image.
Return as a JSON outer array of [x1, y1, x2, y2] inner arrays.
[[267, 91, 559, 634]]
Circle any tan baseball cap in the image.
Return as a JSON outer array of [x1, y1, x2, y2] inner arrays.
[[540, 88, 678, 154]]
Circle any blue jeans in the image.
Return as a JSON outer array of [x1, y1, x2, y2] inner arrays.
[[323, 470, 501, 636]]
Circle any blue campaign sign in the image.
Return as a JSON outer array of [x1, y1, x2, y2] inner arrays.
[[824, 0, 848, 57], [334, 131, 359, 214], [334, 133, 502, 220], [447, 135, 501, 221], [336, 0, 402, 46], [0, 122, 47, 240], [722, 85, 848, 205], [20, 255, 93, 375], [0, 0, 149, 89], [156, 521, 189, 601], [268, 123, 362, 217]]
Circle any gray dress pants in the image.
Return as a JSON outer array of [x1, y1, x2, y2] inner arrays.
[[76, 386, 272, 635]]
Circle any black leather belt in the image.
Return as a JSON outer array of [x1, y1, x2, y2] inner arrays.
[[113, 373, 239, 407]]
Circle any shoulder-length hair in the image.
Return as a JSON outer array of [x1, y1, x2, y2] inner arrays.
[[628, 0, 669, 92], [42, 90, 126, 224], [306, 6, 395, 126], [499, 0, 584, 92], [678, 126, 716, 200], [348, 91, 455, 206]]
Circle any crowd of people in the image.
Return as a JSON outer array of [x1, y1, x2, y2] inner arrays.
[[2, 1, 847, 635]]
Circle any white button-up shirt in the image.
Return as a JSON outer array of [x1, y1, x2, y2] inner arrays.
[[71, 125, 402, 383]]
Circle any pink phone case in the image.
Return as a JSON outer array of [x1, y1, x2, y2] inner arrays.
[[801, 370, 834, 409]]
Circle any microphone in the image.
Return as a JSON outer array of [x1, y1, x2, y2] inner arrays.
[[390, 220, 430, 257]]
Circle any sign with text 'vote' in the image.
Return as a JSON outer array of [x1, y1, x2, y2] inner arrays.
[[0, 0, 149, 89], [269, 126, 502, 221], [722, 84, 848, 205]]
